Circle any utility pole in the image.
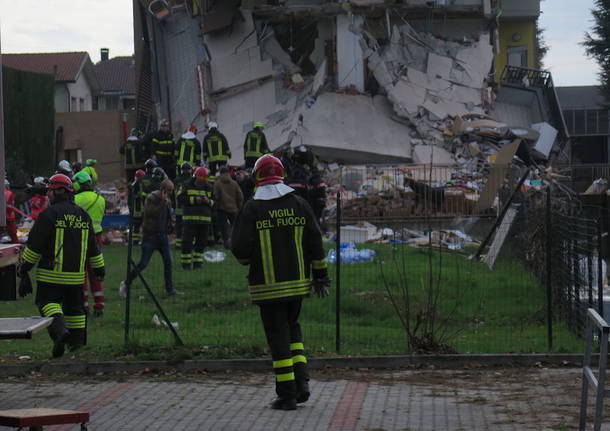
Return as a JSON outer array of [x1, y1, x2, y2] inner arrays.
[[0, 22, 6, 228]]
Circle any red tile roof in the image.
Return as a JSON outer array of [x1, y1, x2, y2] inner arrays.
[[1, 52, 88, 82], [95, 56, 136, 94]]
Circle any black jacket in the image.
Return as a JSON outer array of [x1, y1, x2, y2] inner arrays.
[[179, 179, 214, 224], [231, 193, 328, 304], [22, 193, 104, 286]]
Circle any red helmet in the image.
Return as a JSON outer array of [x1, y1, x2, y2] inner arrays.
[[253, 155, 284, 186], [187, 125, 198, 134], [135, 169, 146, 181], [193, 167, 209, 179], [47, 173, 73, 192]]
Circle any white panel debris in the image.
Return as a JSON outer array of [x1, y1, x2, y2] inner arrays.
[[337, 14, 365, 92], [531, 122, 558, 159]]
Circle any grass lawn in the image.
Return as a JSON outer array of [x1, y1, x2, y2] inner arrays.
[[0, 241, 582, 363]]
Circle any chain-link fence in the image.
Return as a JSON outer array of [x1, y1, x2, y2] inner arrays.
[[111, 164, 607, 357]]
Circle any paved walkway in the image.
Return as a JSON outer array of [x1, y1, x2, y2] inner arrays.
[[0, 367, 597, 430]]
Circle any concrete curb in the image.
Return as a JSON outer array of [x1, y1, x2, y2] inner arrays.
[[0, 353, 589, 377]]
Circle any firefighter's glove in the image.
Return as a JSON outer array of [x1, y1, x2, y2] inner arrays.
[[312, 276, 330, 298], [93, 267, 106, 282], [18, 274, 33, 298]]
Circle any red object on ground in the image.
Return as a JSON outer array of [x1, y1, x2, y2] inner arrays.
[[0, 408, 89, 428]]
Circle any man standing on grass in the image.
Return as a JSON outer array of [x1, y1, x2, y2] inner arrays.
[[231, 155, 330, 410], [120, 179, 179, 297]]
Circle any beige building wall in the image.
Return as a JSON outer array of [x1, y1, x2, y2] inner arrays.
[[55, 110, 135, 183]]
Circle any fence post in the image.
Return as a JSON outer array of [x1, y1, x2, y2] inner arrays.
[[335, 189, 341, 354], [124, 193, 134, 344], [597, 219, 604, 319], [545, 186, 553, 350]]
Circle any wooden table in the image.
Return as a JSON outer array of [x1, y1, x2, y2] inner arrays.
[[0, 317, 89, 430]]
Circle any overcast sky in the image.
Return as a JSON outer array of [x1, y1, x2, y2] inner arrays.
[[0, 0, 601, 87]]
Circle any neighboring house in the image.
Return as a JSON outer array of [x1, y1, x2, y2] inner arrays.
[[2, 52, 100, 113], [557, 86, 609, 164], [494, 0, 541, 75], [94, 48, 136, 111]]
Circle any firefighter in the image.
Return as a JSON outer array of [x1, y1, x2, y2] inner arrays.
[[202, 121, 231, 176], [28, 177, 49, 221], [243, 122, 270, 169], [308, 169, 326, 222], [231, 155, 330, 410], [179, 167, 214, 270], [129, 169, 146, 246], [145, 118, 176, 180], [3, 179, 18, 243], [173, 162, 193, 249], [81, 159, 99, 186], [56, 160, 73, 177], [283, 147, 309, 200], [141, 158, 158, 196], [121, 128, 146, 181], [18, 174, 105, 357], [174, 125, 202, 178], [73, 171, 106, 317]]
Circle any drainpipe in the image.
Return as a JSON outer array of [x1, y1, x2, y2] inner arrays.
[[0, 28, 6, 227]]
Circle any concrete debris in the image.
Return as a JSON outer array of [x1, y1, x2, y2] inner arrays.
[[361, 23, 494, 145]]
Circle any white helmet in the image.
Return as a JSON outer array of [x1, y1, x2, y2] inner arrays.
[[59, 160, 73, 172], [208, 121, 218, 129], [4, 178, 9, 187], [34, 176, 46, 185]]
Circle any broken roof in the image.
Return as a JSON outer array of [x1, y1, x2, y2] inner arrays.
[[2, 52, 91, 82], [95, 56, 136, 94]]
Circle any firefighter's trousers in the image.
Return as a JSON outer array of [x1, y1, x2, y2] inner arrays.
[[259, 299, 309, 400], [36, 281, 86, 349]]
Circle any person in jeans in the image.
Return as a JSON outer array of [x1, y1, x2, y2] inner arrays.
[[120, 179, 179, 296], [213, 166, 244, 248]]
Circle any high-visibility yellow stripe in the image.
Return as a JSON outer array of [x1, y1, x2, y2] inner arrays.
[[290, 342, 304, 351], [292, 355, 307, 364], [36, 269, 86, 285], [276, 372, 295, 382], [273, 359, 293, 369], [88, 254, 104, 268], [312, 259, 327, 270], [249, 279, 310, 291], [54, 228, 64, 271], [23, 247, 41, 264], [259, 229, 275, 285], [252, 286, 311, 302], [42, 303, 63, 317], [183, 216, 212, 222], [80, 228, 89, 272], [294, 226, 304, 280]]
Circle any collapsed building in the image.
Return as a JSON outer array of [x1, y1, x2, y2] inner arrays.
[[133, 0, 568, 213]]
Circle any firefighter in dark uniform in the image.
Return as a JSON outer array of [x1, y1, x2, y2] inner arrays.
[[174, 125, 202, 178], [231, 155, 330, 410], [145, 119, 175, 180], [18, 174, 105, 358], [308, 169, 326, 222], [129, 169, 146, 245], [179, 167, 214, 270], [283, 147, 309, 201], [243, 122, 270, 169], [120, 128, 146, 181], [202, 121, 231, 176], [173, 162, 193, 249]]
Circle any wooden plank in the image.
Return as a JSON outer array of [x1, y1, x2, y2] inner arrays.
[[481, 204, 518, 269], [0, 408, 89, 427]]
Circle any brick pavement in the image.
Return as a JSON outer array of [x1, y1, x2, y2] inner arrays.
[[0, 367, 601, 430]]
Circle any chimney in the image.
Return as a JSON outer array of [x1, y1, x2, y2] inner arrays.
[[100, 48, 109, 61]]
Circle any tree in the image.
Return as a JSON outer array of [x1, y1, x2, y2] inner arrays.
[[582, 0, 610, 101]]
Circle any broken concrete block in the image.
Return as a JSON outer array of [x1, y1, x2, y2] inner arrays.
[[427, 53, 453, 80], [391, 79, 426, 114]]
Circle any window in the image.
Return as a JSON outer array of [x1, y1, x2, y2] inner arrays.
[[64, 149, 82, 165], [71, 97, 77, 112], [507, 46, 528, 68], [79, 98, 85, 112]]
